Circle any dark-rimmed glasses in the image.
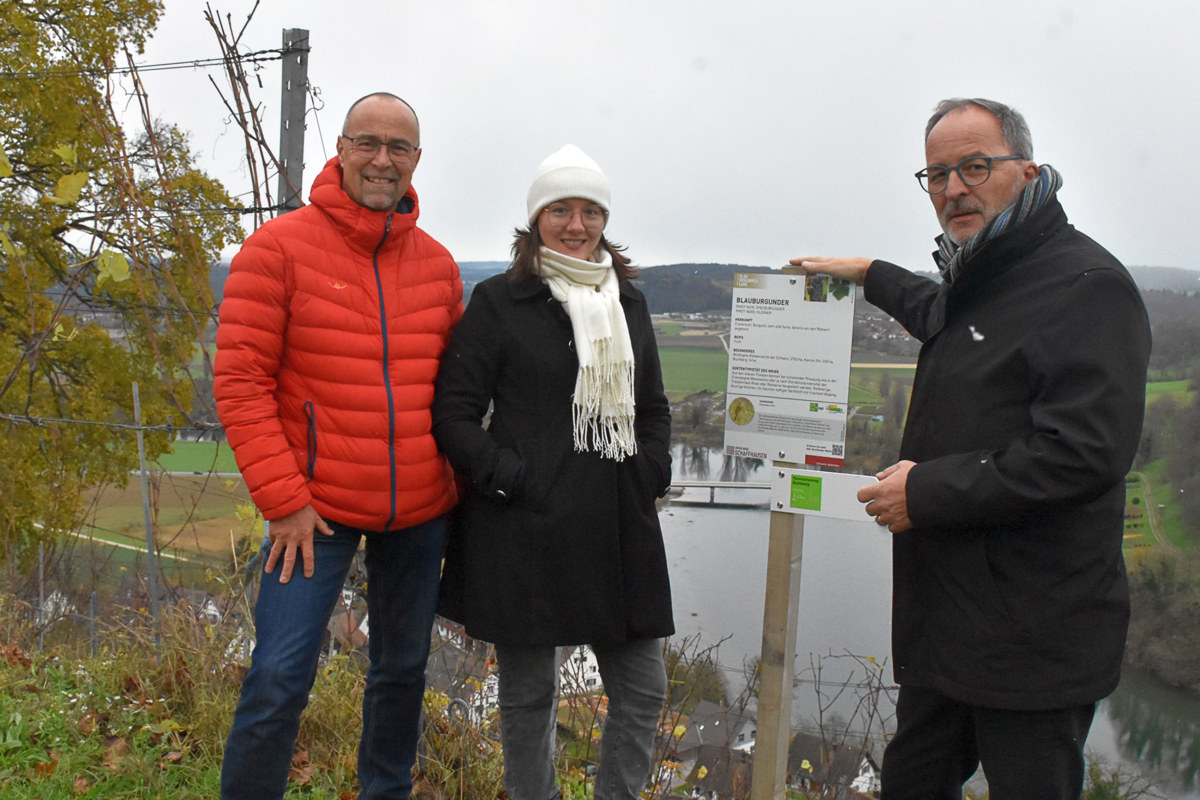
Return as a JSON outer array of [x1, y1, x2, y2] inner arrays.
[[915, 155, 1026, 194], [340, 135, 419, 162], [542, 204, 607, 229]]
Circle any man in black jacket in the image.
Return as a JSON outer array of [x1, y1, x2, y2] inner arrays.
[[792, 98, 1151, 799]]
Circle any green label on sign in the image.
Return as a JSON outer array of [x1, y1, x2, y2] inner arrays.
[[790, 475, 823, 511]]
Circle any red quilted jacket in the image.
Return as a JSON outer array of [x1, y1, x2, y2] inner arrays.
[[214, 156, 462, 531]]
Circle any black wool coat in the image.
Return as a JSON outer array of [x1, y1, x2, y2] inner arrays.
[[866, 199, 1151, 710], [432, 271, 674, 646]]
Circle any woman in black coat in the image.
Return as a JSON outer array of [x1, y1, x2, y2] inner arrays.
[[432, 144, 673, 800]]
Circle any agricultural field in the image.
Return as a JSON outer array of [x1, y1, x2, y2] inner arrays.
[[83, 461, 253, 566], [1147, 378, 1194, 406], [658, 347, 728, 398]]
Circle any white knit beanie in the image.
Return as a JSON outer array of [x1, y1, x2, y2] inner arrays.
[[526, 144, 611, 225]]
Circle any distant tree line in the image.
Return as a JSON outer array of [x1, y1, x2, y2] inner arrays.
[[1126, 545, 1200, 691], [636, 270, 736, 315], [631, 263, 772, 316], [1142, 289, 1200, 380]]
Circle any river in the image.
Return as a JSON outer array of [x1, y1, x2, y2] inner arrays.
[[660, 449, 1200, 798]]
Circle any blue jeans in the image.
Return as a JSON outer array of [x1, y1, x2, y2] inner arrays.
[[495, 639, 667, 800], [880, 684, 1097, 800], [221, 516, 446, 800]]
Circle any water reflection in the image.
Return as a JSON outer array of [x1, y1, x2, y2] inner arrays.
[[1103, 666, 1200, 795], [677, 445, 764, 483]]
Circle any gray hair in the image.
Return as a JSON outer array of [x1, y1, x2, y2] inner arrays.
[[925, 98, 1034, 160]]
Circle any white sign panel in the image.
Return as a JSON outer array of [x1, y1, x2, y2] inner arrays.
[[768, 466, 877, 521], [724, 272, 855, 467]]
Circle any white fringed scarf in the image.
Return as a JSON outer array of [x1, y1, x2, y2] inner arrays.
[[538, 246, 637, 461]]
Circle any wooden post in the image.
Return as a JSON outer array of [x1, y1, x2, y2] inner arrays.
[[751, 500, 805, 799], [750, 262, 813, 797]]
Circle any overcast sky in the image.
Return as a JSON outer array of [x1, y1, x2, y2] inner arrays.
[[135, 1, 1199, 272]]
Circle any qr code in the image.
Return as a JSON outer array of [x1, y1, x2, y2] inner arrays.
[[831, 445, 844, 456]]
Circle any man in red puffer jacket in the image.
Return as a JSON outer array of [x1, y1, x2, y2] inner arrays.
[[215, 92, 462, 800]]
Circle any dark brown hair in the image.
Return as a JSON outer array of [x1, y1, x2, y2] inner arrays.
[[508, 224, 637, 283]]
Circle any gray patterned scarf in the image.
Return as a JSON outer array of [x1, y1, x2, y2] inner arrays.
[[935, 164, 1064, 284]]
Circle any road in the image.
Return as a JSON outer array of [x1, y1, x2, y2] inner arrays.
[[1130, 471, 1176, 552]]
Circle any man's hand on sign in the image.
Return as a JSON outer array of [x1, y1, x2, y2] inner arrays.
[[859, 460, 915, 533], [789, 256, 873, 286]]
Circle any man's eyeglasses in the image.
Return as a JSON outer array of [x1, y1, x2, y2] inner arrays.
[[542, 204, 607, 230], [340, 135, 419, 162], [915, 155, 1026, 194]]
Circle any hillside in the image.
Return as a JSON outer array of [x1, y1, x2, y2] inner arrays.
[[215, 261, 1195, 312], [1128, 265, 1200, 293]]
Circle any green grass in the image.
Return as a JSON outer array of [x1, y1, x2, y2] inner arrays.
[[1137, 459, 1193, 549], [848, 381, 882, 407], [0, 612, 236, 799], [847, 365, 915, 410], [654, 320, 687, 336], [156, 441, 239, 473], [658, 346, 728, 398], [850, 363, 917, 377], [1147, 379, 1194, 407], [1148, 379, 1190, 395], [659, 345, 919, 407]]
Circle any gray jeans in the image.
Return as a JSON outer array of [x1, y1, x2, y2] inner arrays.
[[495, 638, 667, 800]]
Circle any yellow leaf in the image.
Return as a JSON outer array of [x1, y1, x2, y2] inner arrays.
[[0, 230, 19, 259], [53, 144, 77, 165], [802, 759, 813, 772], [672, 724, 687, 740], [0, 149, 11, 178], [47, 171, 89, 206], [697, 765, 708, 780], [97, 249, 130, 285]]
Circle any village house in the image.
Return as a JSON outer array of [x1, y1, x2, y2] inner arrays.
[[673, 700, 757, 762], [683, 744, 753, 800], [787, 731, 880, 799]]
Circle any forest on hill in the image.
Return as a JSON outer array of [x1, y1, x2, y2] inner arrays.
[[457, 261, 1197, 320]]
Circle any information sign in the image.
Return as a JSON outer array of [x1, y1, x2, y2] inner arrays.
[[723, 272, 855, 467]]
